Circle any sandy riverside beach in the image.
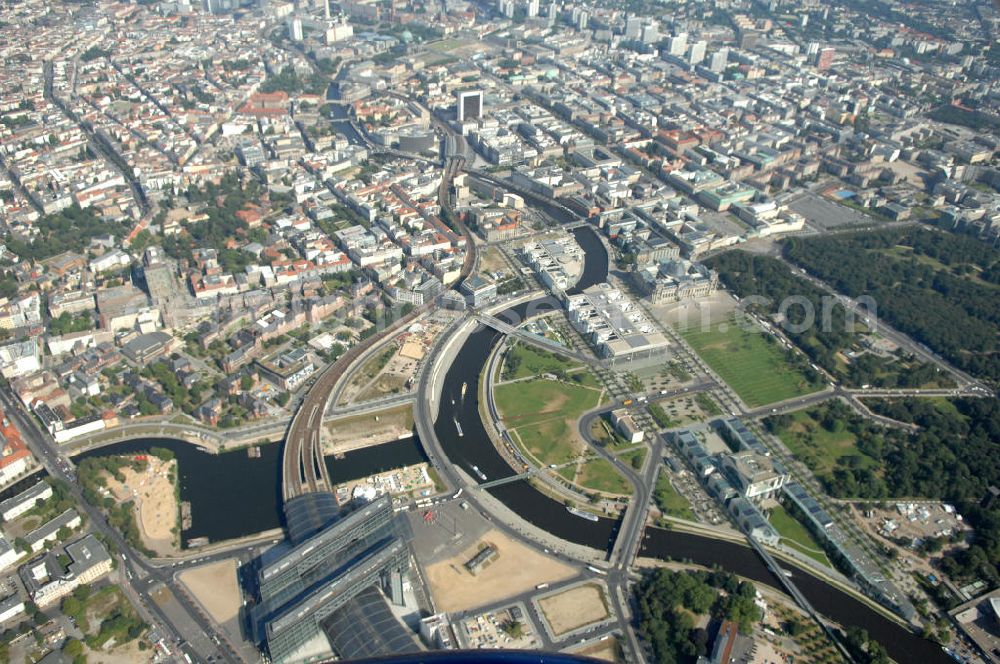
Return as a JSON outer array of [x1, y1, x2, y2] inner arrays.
[[104, 456, 180, 556]]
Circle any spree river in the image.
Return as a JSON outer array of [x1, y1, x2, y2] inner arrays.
[[69, 223, 945, 661], [431, 224, 949, 664], [71, 435, 425, 544]]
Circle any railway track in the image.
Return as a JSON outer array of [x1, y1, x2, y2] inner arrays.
[[282, 125, 474, 502]]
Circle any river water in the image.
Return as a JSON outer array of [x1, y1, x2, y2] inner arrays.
[[64, 207, 947, 661], [432, 224, 949, 664], [71, 435, 424, 544], [324, 83, 366, 146]]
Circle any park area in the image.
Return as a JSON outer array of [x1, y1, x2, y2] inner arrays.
[[502, 343, 579, 380], [494, 377, 604, 467], [501, 343, 600, 388], [768, 504, 830, 566], [102, 456, 179, 556], [677, 314, 824, 408], [653, 474, 695, 521], [559, 457, 630, 495], [536, 583, 610, 637], [59, 585, 147, 662], [767, 406, 878, 484]]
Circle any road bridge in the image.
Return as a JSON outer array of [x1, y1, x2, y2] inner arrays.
[[473, 311, 608, 369]]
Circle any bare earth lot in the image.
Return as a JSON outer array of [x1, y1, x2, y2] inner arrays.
[[323, 404, 415, 453], [84, 639, 153, 664], [424, 529, 575, 613], [537, 583, 610, 636], [569, 637, 622, 663], [178, 559, 242, 624]]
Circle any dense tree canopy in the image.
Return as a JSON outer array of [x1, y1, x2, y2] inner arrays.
[[6, 205, 128, 261], [782, 228, 1000, 384], [162, 172, 262, 273], [769, 397, 1000, 585], [635, 569, 762, 663]]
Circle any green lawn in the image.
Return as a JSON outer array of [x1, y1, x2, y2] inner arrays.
[[678, 315, 824, 407], [888, 245, 1000, 291], [502, 343, 579, 380], [576, 458, 631, 495], [510, 418, 578, 466], [768, 504, 830, 567], [923, 396, 968, 422], [495, 378, 604, 466], [428, 38, 468, 52], [572, 370, 605, 391], [653, 473, 695, 520], [494, 378, 603, 428], [618, 447, 647, 471], [557, 464, 577, 483], [774, 409, 876, 479]]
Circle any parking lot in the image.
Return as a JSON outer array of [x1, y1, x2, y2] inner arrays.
[[788, 191, 875, 230], [662, 453, 724, 525]]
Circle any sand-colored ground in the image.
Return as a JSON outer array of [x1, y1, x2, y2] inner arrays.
[[340, 320, 446, 404], [478, 246, 512, 276], [424, 529, 576, 613], [654, 291, 737, 330], [84, 638, 154, 664], [178, 559, 241, 624], [105, 457, 178, 555], [570, 638, 621, 663], [323, 404, 415, 452], [537, 583, 609, 636], [656, 394, 713, 427]]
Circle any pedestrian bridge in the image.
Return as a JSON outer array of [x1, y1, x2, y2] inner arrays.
[[474, 469, 538, 490]]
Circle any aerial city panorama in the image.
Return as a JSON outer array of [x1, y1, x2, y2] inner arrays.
[[0, 0, 997, 662]]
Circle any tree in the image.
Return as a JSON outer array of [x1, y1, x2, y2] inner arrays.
[[26, 601, 46, 626], [690, 627, 709, 657], [61, 596, 82, 618], [149, 447, 174, 462], [635, 569, 761, 662], [73, 584, 92, 603], [501, 620, 524, 638], [63, 638, 84, 658], [49, 312, 94, 336], [784, 618, 807, 636]]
